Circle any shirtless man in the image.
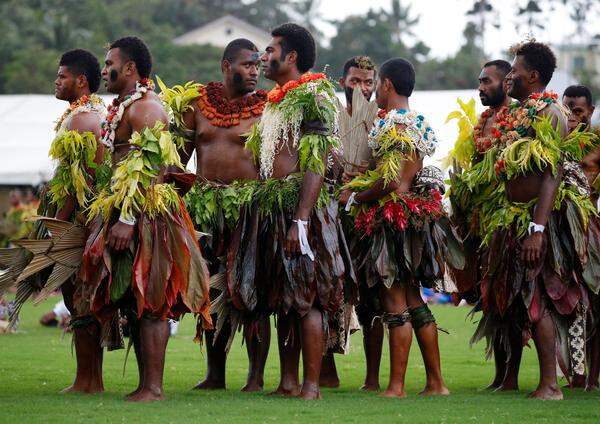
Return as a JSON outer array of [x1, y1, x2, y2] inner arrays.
[[224, 23, 354, 400], [81, 36, 210, 402], [563, 85, 599, 391], [477, 60, 524, 392], [321, 56, 382, 390], [172, 38, 271, 392], [477, 41, 596, 400]]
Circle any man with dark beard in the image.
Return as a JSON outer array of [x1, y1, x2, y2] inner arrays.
[[81, 36, 211, 402], [466, 41, 600, 400], [562, 85, 600, 391], [161, 38, 271, 392], [223, 23, 355, 400], [451, 59, 528, 392], [321, 56, 383, 391]]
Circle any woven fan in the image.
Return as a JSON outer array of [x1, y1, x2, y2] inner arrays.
[[0, 247, 31, 296], [14, 216, 86, 305], [338, 86, 378, 172]]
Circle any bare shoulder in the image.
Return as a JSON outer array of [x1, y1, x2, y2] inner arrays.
[[67, 111, 102, 135], [127, 92, 168, 132]]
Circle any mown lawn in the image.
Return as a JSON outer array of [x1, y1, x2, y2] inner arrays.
[[1, 298, 599, 423]]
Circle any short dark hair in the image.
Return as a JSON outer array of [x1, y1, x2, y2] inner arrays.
[[59, 49, 101, 93], [342, 56, 377, 78], [109, 36, 152, 79], [563, 84, 594, 106], [271, 23, 315, 73], [222, 38, 258, 63], [379, 58, 415, 97], [511, 41, 556, 85], [483, 59, 511, 78]]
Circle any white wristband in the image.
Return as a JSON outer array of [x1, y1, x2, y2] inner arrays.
[[119, 214, 136, 226], [293, 219, 314, 261], [345, 192, 358, 212], [528, 222, 545, 235]]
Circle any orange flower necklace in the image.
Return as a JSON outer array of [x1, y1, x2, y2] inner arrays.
[[266, 72, 327, 104], [197, 82, 267, 128]]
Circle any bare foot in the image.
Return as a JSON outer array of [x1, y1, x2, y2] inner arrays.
[[268, 384, 300, 397], [299, 382, 322, 400], [126, 388, 164, 402], [381, 384, 407, 398], [61, 381, 104, 394], [192, 378, 225, 390], [528, 385, 563, 400], [319, 375, 340, 388], [241, 379, 264, 392], [494, 382, 519, 392], [565, 375, 586, 389], [360, 382, 380, 391], [419, 384, 450, 396]]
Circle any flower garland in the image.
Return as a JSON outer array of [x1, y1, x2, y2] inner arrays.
[[198, 82, 267, 128], [473, 107, 505, 154], [354, 189, 444, 236], [266, 72, 327, 104], [101, 78, 155, 151], [54, 94, 106, 132], [246, 72, 339, 179], [368, 109, 437, 158]]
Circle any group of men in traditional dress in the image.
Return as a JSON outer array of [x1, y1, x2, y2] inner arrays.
[[1, 21, 599, 403]]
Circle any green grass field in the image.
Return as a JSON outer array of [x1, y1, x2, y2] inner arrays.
[[1, 298, 599, 423]]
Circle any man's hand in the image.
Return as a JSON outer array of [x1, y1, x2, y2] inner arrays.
[[521, 232, 544, 267], [338, 189, 353, 206], [107, 221, 134, 251], [284, 223, 301, 258]]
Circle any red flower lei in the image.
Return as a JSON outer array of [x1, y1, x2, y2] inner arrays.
[[472, 106, 508, 154], [197, 82, 267, 128], [354, 189, 444, 236], [54, 95, 94, 132], [267, 72, 327, 104]]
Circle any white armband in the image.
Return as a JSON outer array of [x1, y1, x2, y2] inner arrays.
[[118, 213, 137, 226], [345, 192, 358, 212], [293, 219, 314, 261], [528, 222, 545, 236]]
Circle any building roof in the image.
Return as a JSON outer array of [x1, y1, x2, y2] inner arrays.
[[173, 15, 271, 50]]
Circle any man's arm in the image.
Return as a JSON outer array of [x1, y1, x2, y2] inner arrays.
[[55, 112, 103, 221]]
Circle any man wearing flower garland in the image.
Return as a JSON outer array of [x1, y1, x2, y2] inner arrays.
[[339, 58, 460, 398], [448, 59, 527, 392], [563, 85, 600, 391], [161, 38, 271, 392], [468, 41, 600, 400], [226, 23, 355, 400], [80, 36, 211, 402], [7, 49, 111, 394]]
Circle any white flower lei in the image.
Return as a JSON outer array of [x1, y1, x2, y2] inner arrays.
[[368, 109, 438, 158], [101, 79, 154, 152]]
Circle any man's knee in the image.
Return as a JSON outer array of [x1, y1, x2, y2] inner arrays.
[[409, 304, 436, 330]]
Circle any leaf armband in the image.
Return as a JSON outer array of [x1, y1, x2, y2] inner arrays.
[[48, 129, 99, 209], [158, 77, 202, 146]]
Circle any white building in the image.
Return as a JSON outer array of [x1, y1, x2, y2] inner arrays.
[[555, 42, 600, 87], [173, 15, 271, 51]]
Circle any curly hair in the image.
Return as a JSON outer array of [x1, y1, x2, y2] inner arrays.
[[342, 56, 377, 78], [271, 23, 316, 73], [222, 38, 258, 63], [511, 40, 556, 85], [109, 36, 152, 79], [59, 49, 101, 93], [563, 85, 593, 106]]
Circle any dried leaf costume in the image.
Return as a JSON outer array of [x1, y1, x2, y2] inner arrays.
[[0, 95, 117, 342], [454, 92, 600, 378], [222, 73, 356, 334], [80, 80, 211, 337], [345, 109, 464, 328]]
